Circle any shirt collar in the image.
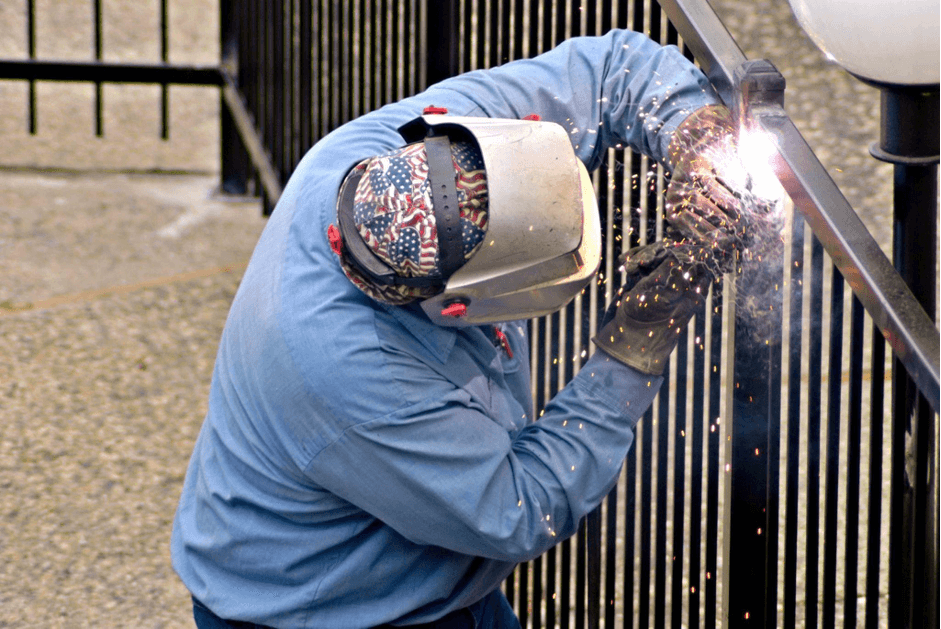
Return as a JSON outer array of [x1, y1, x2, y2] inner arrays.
[[381, 302, 457, 364]]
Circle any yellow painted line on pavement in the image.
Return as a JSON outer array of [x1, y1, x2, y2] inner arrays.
[[0, 261, 249, 317]]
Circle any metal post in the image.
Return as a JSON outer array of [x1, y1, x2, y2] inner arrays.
[[425, 0, 459, 87], [719, 60, 787, 627], [870, 84, 940, 629], [220, 0, 252, 195]]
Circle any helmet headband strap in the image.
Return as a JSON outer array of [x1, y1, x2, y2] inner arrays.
[[424, 135, 464, 281]]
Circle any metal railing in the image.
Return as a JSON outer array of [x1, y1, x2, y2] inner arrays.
[[2, 0, 937, 626]]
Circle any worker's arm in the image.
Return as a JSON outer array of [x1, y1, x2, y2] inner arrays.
[[304, 324, 660, 563], [418, 28, 720, 169], [311, 29, 720, 177]]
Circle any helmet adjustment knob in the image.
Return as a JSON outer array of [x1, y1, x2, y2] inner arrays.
[[441, 299, 469, 318]]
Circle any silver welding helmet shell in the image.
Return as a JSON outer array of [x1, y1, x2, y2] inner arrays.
[[338, 112, 601, 327], [404, 114, 601, 326]]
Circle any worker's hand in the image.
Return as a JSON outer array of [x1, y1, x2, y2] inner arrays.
[[593, 239, 713, 375], [665, 105, 745, 252]]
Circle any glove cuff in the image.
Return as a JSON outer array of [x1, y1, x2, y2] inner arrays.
[[667, 104, 734, 169], [593, 313, 688, 376]]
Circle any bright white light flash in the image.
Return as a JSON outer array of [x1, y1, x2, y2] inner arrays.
[[735, 125, 785, 203]]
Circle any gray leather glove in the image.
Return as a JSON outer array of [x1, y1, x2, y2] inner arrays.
[[665, 104, 745, 252], [593, 238, 713, 375]]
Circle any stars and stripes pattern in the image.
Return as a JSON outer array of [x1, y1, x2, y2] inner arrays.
[[337, 140, 489, 304]]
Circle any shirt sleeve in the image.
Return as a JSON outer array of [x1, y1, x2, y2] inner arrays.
[[351, 28, 719, 170], [305, 350, 662, 563], [299, 29, 719, 196]]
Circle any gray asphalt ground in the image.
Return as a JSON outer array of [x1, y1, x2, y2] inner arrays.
[[0, 0, 919, 627]]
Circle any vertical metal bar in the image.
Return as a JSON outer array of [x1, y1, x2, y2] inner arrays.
[[27, 0, 37, 133], [426, 0, 460, 85], [486, 0, 499, 68], [805, 236, 825, 629], [252, 0, 263, 202], [242, 0, 256, 196], [606, 0, 617, 33], [887, 151, 939, 628], [338, 0, 348, 123], [220, 0, 251, 194], [518, 556, 530, 629], [654, 357, 670, 629], [648, 0, 662, 43], [272, 0, 284, 198], [635, 145, 654, 629], [390, 0, 400, 103], [533, 552, 544, 629], [843, 295, 864, 629], [94, 0, 103, 137], [783, 216, 806, 629], [287, 0, 297, 172], [546, 541, 558, 629], [405, 0, 413, 97], [160, 0, 170, 139], [260, 0, 274, 211], [497, 0, 510, 64], [553, 0, 565, 47], [311, 0, 322, 143], [603, 152, 621, 629], [624, 436, 637, 629], [562, 528, 572, 627], [393, 0, 402, 102], [766, 285, 783, 628], [575, 517, 587, 629], [299, 0, 312, 156], [723, 252, 784, 625], [671, 330, 689, 627], [639, 403, 654, 627], [511, 0, 524, 61], [904, 380, 938, 627], [864, 327, 886, 629], [276, 0, 286, 179], [329, 0, 338, 129], [822, 268, 845, 629], [363, 0, 373, 111], [688, 308, 707, 629], [587, 507, 602, 629], [383, 0, 393, 104], [569, 0, 581, 37], [704, 281, 724, 629], [584, 0, 597, 35], [604, 483, 618, 629]]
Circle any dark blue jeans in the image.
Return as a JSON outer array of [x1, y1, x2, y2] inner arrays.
[[192, 589, 521, 628]]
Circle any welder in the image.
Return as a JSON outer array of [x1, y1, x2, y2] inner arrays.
[[171, 29, 744, 629]]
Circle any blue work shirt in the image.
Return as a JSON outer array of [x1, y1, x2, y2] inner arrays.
[[171, 29, 719, 628]]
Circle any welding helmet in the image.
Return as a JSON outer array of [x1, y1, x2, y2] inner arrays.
[[335, 110, 601, 327]]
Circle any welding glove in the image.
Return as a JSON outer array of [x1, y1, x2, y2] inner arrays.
[[665, 105, 745, 253], [592, 238, 712, 375]]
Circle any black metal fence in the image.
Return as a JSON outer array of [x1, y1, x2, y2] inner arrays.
[[2, 1, 937, 627]]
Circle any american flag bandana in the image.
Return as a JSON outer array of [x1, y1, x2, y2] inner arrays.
[[335, 141, 488, 305]]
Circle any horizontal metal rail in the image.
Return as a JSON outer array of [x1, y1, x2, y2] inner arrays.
[[759, 111, 940, 412], [659, 0, 940, 414], [0, 59, 223, 85], [0, 57, 284, 207]]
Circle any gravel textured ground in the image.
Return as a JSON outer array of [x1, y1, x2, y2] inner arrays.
[[0, 170, 263, 628]]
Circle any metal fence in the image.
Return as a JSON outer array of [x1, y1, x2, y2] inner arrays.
[[1, 0, 937, 627]]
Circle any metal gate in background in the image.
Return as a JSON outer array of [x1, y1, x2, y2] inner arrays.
[[217, 1, 941, 626], [1, 0, 937, 627]]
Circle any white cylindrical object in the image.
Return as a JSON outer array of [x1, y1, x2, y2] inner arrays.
[[788, 0, 940, 85]]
